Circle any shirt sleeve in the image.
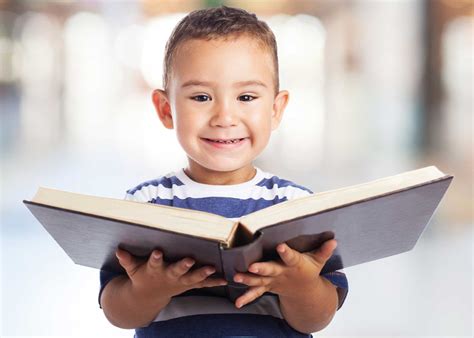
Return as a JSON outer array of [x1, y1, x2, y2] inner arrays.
[[286, 187, 349, 310], [98, 269, 125, 308], [98, 192, 133, 309], [321, 270, 349, 310]]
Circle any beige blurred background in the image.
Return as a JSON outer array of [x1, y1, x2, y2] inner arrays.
[[1, 0, 472, 336]]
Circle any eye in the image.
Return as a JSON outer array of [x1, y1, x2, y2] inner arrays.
[[191, 95, 211, 102], [238, 95, 257, 102]]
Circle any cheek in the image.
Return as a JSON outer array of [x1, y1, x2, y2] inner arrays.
[[247, 108, 273, 135], [173, 104, 204, 134], [173, 112, 194, 145], [175, 118, 199, 145]]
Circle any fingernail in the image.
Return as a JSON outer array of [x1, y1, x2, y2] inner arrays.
[[185, 260, 195, 267], [206, 268, 215, 275], [249, 265, 258, 273], [153, 252, 162, 259], [234, 276, 242, 283], [278, 245, 285, 253]]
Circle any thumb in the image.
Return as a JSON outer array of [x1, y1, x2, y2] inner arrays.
[[311, 239, 337, 267], [116, 248, 141, 278]]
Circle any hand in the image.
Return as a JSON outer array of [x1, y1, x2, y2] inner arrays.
[[233, 239, 337, 308], [116, 248, 228, 301]]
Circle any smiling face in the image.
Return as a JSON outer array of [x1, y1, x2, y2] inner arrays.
[[153, 35, 289, 184]]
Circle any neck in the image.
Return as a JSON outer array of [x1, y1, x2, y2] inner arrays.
[[184, 162, 257, 185]]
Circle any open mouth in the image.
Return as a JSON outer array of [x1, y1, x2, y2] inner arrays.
[[201, 137, 249, 149], [203, 138, 247, 144]]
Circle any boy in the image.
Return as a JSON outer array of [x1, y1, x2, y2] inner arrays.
[[99, 6, 348, 337]]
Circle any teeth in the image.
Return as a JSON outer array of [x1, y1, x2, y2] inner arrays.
[[210, 138, 242, 144]]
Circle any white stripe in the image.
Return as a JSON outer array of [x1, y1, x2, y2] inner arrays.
[[128, 182, 310, 201], [152, 295, 283, 322]]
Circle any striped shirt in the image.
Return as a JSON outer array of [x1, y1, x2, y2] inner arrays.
[[99, 167, 348, 337]]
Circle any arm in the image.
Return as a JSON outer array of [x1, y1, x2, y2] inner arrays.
[[101, 274, 171, 329], [100, 248, 227, 329], [233, 240, 340, 334], [279, 275, 338, 333]]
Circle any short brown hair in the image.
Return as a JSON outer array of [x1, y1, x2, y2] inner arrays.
[[163, 6, 279, 94]]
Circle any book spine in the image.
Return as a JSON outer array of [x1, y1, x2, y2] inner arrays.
[[218, 243, 240, 301], [217, 243, 234, 301], [221, 231, 265, 301]]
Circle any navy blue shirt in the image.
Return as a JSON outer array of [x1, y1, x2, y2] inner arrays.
[[99, 167, 348, 337]]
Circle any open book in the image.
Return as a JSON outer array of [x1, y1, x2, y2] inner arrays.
[[24, 166, 452, 300]]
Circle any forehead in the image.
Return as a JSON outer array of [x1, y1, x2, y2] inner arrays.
[[170, 35, 275, 87]]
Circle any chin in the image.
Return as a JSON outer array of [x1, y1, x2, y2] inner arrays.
[[201, 162, 247, 173], [190, 155, 249, 172]]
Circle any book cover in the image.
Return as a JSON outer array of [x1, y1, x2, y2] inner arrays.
[[23, 167, 453, 301]]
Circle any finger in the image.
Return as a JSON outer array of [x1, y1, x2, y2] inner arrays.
[[310, 239, 338, 266], [235, 286, 267, 309], [276, 243, 301, 267], [166, 258, 195, 279], [248, 261, 283, 277], [199, 277, 228, 288], [233, 273, 272, 287], [116, 248, 142, 277], [180, 266, 216, 286], [146, 250, 163, 272]]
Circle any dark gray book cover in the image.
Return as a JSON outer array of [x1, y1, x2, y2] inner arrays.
[[23, 174, 453, 301]]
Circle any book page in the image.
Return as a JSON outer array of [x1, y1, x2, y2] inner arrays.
[[240, 166, 447, 234], [32, 188, 236, 244]]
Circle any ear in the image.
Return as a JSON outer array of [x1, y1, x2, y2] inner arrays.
[[271, 90, 289, 131], [152, 89, 173, 129]]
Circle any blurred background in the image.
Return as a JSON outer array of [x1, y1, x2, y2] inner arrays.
[[0, 0, 472, 336]]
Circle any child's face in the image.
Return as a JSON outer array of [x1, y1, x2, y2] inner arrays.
[[153, 35, 289, 175]]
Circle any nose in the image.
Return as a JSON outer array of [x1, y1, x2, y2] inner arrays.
[[209, 99, 238, 127]]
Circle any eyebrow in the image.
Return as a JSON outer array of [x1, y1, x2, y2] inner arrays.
[[181, 80, 268, 89]]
